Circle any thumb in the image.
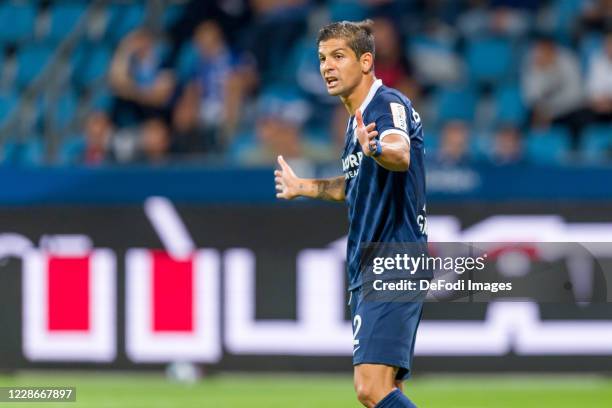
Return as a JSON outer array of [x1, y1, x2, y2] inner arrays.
[[277, 155, 289, 170], [355, 109, 364, 128]]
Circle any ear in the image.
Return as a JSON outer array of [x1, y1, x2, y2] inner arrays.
[[360, 52, 374, 74]]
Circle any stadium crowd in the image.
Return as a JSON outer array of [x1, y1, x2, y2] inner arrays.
[[0, 0, 611, 167]]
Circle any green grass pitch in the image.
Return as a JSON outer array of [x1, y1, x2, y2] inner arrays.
[[1, 373, 612, 407]]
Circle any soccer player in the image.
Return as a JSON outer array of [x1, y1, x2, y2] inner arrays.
[[274, 20, 427, 408]]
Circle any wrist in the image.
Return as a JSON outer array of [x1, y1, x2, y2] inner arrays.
[[367, 139, 382, 157], [294, 178, 310, 197]]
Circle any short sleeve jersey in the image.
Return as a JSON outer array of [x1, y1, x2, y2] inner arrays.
[[341, 79, 428, 290]]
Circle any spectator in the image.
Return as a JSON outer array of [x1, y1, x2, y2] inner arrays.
[[580, 0, 612, 34], [237, 91, 335, 165], [172, 20, 253, 154], [251, 111, 303, 165], [331, 105, 350, 155], [435, 120, 471, 166], [83, 112, 113, 165], [167, 0, 252, 64], [586, 30, 612, 123], [409, 19, 463, 87], [373, 17, 421, 103], [136, 119, 171, 164], [490, 124, 524, 165], [67, 111, 114, 165], [458, 0, 530, 39], [521, 34, 588, 147], [108, 28, 175, 128], [244, 0, 309, 82]]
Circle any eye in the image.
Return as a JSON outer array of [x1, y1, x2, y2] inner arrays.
[[335, 54, 344, 60]]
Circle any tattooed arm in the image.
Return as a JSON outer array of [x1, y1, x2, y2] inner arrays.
[[274, 156, 345, 202]]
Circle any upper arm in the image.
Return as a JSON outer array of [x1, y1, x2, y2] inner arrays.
[[371, 93, 422, 148], [380, 133, 410, 150]]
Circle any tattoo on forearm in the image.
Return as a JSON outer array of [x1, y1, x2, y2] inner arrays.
[[314, 177, 344, 200]]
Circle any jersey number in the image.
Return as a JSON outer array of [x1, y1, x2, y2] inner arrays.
[[353, 314, 362, 346]]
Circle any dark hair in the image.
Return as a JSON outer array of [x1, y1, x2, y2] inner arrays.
[[317, 20, 375, 60]]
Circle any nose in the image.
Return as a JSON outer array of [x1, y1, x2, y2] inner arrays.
[[321, 58, 334, 74]]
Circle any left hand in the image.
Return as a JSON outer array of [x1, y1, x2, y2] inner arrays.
[[355, 109, 379, 157]]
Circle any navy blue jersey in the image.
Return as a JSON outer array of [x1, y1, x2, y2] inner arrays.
[[341, 79, 428, 290]]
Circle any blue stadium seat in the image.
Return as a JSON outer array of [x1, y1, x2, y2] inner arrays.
[[435, 86, 478, 123], [407, 35, 461, 86], [0, 3, 36, 43], [466, 37, 514, 84], [470, 131, 494, 162], [106, 3, 145, 43], [91, 88, 113, 112], [58, 135, 86, 165], [0, 91, 18, 126], [580, 125, 612, 163], [526, 127, 571, 164], [1, 138, 45, 166], [53, 91, 78, 130], [328, 0, 368, 22], [46, 3, 87, 42], [72, 43, 112, 87], [16, 45, 54, 88], [494, 84, 527, 126]]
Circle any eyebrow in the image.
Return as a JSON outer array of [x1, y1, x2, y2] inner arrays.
[[318, 47, 347, 56]]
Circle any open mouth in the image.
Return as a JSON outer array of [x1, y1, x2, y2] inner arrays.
[[325, 77, 339, 87]]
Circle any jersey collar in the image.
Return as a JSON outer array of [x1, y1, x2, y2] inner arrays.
[[350, 78, 383, 133], [357, 78, 383, 116]]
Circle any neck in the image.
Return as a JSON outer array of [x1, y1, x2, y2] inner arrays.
[[340, 74, 376, 115]]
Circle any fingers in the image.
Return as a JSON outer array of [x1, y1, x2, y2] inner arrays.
[[275, 156, 290, 199], [275, 185, 289, 199], [368, 130, 378, 140], [356, 110, 377, 132], [355, 109, 364, 128], [275, 181, 286, 199], [277, 155, 289, 170]]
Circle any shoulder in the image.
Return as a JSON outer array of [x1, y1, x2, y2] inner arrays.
[[372, 86, 412, 109], [368, 86, 416, 123], [367, 86, 415, 121], [368, 86, 416, 141]]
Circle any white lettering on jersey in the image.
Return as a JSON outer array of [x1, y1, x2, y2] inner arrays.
[[411, 108, 421, 124], [390, 102, 407, 132], [342, 152, 363, 179]]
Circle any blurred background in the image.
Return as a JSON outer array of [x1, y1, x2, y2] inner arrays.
[[0, 0, 612, 407], [0, 0, 609, 167]]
